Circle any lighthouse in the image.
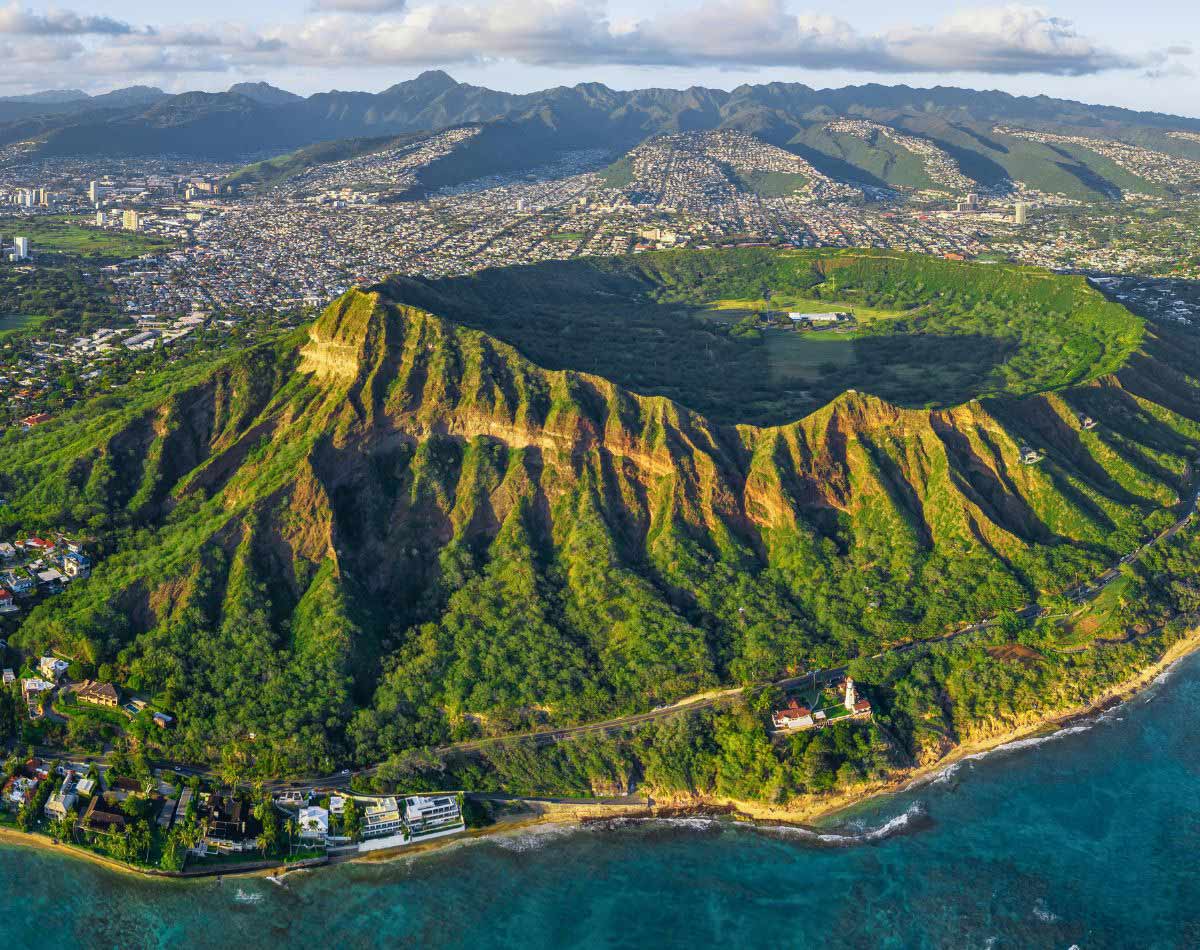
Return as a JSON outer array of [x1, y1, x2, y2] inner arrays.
[[844, 677, 858, 711]]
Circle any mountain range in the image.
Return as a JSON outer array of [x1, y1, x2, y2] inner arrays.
[[6, 72, 1200, 200]]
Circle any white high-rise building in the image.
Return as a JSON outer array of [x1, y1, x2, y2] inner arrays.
[[13, 237, 30, 260], [1014, 201, 1029, 225]]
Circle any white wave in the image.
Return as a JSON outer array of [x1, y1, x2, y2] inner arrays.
[[960, 723, 1094, 763], [232, 888, 264, 905], [755, 801, 926, 846], [492, 823, 577, 853], [1032, 898, 1059, 923]]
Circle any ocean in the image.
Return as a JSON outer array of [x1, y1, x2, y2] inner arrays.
[[4, 652, 1200, 949]]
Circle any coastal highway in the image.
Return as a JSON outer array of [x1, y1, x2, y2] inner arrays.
[[23, 484, 1200, 794]]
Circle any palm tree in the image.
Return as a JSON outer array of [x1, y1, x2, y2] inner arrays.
[[285, 817, 298, 856]]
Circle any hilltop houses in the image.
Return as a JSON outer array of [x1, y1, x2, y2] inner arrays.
[[74, 680, 120, 708], [38, 656, 69, 681]]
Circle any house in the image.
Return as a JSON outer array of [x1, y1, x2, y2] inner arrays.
[[21, 677, 54, 715], [2, 669, 14, 685], [0, 588, 15, 613], [403, 795, 462, 833], [81, 796, 127, 835], [1, 569, 34, 596], [62, 551, 91, 579], [0, 542, 15, 560], [38, 656, 69, 681], [362, 797, 403, 838], [201, 794, 263, 852], [76, 777, 96, 798], [36, 568, 65, 591], [75, 680, 120, 708], [771, 698, 816, 731], [19, 413, 51, 428], [153, 712, 174, 729], [3, 775, 38, 808], [22, 537, 56, 554], [299, 805, 329, 842], [329, 795, 346, 816], [45, 772, 79, 819], [108, 775, 148, 799]]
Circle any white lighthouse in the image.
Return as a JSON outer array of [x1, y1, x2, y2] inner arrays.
[[844, 677, 858, 711]]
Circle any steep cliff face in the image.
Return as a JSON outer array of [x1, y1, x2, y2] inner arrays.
[[7, 278, 1200, 771]]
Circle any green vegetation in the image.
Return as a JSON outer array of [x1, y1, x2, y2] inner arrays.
[[222, 134, 425, 191], [0, 248, 1196, 787], [732, 170, 809, 197], [392, 247, 1144, 421], [0, 215, 171, 261], [0, 313, 48, 340], [789, 125, 936, 191]]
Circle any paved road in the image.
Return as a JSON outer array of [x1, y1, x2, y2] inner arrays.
[[22, 485, 1200, 794]]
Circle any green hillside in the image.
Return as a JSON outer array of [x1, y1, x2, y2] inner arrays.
[[2, 249, 1198, 779], [222, 133, 426, 191], [787, 125, 936, 190]]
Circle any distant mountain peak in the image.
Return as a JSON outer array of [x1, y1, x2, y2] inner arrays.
[[0, 89, 88, 104], [227, 81, 302, 106], [382, 70, 461, 97]]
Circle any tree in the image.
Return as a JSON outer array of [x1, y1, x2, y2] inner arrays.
[[342, 798, 363, 843]]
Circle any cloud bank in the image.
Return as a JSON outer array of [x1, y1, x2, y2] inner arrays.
[[0, 1, 1185, 92]]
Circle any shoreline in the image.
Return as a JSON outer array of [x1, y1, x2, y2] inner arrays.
[[4, 626, 1199, 879]]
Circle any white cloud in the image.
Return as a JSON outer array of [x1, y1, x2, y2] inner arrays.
[[0, 2, 132, 35], [0, 1, 1182, 94], [310, 0, 408, 12]]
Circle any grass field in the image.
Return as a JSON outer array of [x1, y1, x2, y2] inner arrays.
[[545, 231, 586, 242], [0, 313, 47, 339], [0, 215, 172, 259], [705, 294, 912, 325]]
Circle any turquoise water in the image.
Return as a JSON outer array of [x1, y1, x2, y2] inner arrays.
[[4, 654, 1200, 949]]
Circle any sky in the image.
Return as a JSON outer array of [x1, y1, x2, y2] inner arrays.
[[0, 0, 1196, 116]]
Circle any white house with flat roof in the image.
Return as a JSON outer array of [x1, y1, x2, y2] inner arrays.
[[404, 794, 462, 833], [362, 797, 403, 838]]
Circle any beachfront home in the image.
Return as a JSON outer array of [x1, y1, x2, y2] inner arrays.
[[299, 805, 329, 842], [45, 772, 79, 819], [199, 793, 263, 853], [3, 775, 38, 808], [403, 795, 463, 834], [362, 797, 403, 838]]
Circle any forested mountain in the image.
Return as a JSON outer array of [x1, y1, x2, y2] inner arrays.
[[3, 249, 1200, 775], [8, 73, 1200, 197]]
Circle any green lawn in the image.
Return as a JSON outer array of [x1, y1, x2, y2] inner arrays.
[[0, 215, 172, 260], [546, 232, 586, 242], [0, 313, 48, 340], [705, 294, 912, 325]]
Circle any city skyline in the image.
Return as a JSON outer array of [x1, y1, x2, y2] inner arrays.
[[0, 1, 1196, 117]]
